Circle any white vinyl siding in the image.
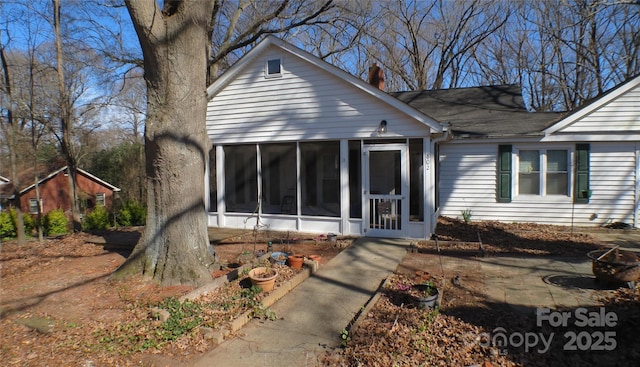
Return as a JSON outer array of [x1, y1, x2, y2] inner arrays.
[[206, 46, 433, 144], [559, 87, 640, 133], [439, 142, 637, 226]]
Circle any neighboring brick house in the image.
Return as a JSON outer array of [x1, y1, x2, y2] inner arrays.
[[0, 175, 10, 211], [1, 166, 120, 217]]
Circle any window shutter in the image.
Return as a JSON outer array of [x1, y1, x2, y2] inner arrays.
[[497, 145, 512, 203], [574, 144, 590, 203]]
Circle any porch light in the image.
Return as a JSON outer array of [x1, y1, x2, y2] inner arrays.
[[377, 120, 387, 134]]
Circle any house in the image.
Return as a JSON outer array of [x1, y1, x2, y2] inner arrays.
[[206, 36, 443, 239], [0, 175, 9, 210], [205, 36, 640, 238], [421, 76, 640, 228], [0, 166, 121, 217]]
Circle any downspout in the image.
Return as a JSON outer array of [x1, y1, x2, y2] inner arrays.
[[429, 128, 451, 236]]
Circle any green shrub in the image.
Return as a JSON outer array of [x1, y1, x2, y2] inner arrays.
[[24, 215, 35, 236], [0, 209, 37, 238], [83, 205, 111, 231], [116, 200, 146, 227], [44, 209, 69, 236], [0, 210, 16, 239]]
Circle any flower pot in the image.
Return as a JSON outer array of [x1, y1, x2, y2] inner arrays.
[[248, 267, 278, 292], [287, 255, 305, 269], [308, 254, 322, 263], [271, 252, 289, 266], [413, 284, 439, 309]]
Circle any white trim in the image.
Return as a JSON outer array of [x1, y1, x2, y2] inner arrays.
[[513, 146, 573, 199], [29, 198, 40, 214], [363, 143, 409, 237], [264, 57, 283, 78], [216, 145, 225, 227], [544, 75, 640, 135], [340, 139, 350, 234], [96, 192, 106, 206], [542, 133, 640, 142], [636, 143, 640, 228]]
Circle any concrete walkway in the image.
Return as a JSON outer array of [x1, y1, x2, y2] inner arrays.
[[192, 232, 632, 366], [477, 256, 610, 311], [193, 237, 411, 367]]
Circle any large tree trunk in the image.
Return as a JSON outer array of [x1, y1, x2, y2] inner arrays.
[[53, 0, 82, 231], [116, 0, 216, 286], [1, 32, 26, 245]]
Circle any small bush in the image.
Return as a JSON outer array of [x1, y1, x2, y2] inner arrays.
[[83, 205, 111, 231], [0, 209, 37, 238], [0, 210, 16, 239], [44, 209, 69, 236], [22, 212, 36, 235], [116, 201, 146, 227], [461, 209, 472, 223]]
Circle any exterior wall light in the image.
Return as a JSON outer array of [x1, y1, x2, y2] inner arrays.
[[378, 120, 387, 134]]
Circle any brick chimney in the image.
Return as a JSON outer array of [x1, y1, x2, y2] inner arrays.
[[368, 63, 385, 91]]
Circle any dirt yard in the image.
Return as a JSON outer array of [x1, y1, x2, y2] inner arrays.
[[0, 228, 351, 366], [1, 218, 639, 366], [324, 217, 640, 366]]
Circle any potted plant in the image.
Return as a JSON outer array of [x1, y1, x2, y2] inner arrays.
[[412, 280, 439, 309], [308, 254, 322, 263], [287, 254, 305, 269], [248, 266, 278, 292], [271, 251, 289, 266]]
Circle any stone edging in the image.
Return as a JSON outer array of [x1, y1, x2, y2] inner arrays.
[[344, 276, 393, 334], [179, 255, 319, 346]]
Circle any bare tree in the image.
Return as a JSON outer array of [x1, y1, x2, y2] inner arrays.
[[116, 0, 335, 286], [472, 0, 640, 112], [0, 30, 27, 245], [357, 0, 509, 91]]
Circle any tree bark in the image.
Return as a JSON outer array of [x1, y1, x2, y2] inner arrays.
[[0, 31, 26, 245], [116, 0, 216, 286], [53, 0, 81, 231]]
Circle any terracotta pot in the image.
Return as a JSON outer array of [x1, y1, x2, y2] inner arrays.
[[248, 267, 278, 292], [308, 254, 322, 263], [287, 255, 305, 269]]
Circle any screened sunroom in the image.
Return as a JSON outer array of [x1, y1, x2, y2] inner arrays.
[[206, 138, 434, 238]]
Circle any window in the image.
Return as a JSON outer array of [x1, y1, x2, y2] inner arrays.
[[301, 142, 340, 217], [96, 193, 106, 206], [261, 143, 297, 214], [265, 58, 282, 77], [546, 150, 568, 195], [517, 148, 569, 196], [29, 198, 40, 214], [224, 145, 258, 212], [518, 150, 540, 195], [209, 148, 217, 212], [349, 141, 362, 218]]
